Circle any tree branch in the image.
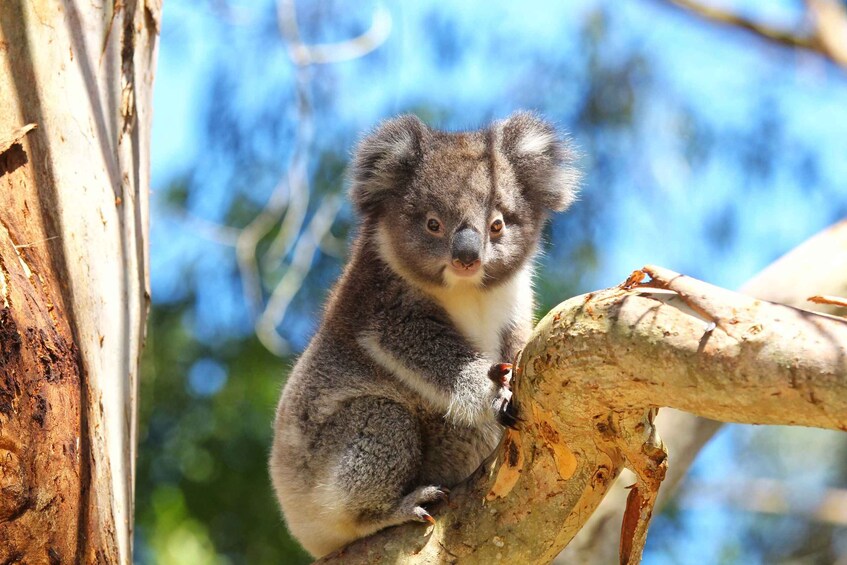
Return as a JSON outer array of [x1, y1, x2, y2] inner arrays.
[[654, 0, 847, 69], [559, 218, 847, 563], [317, 265, 847, 564]]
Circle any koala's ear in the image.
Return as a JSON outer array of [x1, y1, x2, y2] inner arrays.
[[498, 111, 580, 212], [349, 114, 429, 216]]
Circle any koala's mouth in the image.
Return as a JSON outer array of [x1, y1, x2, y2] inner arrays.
[[447, 259, 482, 280]]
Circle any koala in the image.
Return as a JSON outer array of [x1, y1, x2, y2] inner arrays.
[[269, 111, 579, 557]]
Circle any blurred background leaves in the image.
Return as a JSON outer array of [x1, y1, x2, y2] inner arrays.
[[139, 1, 847, 563]]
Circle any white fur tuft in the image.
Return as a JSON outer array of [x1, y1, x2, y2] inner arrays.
[[429, 265, 535, 359], [372, 129, 415, 162], [515, 128, 555, 156]]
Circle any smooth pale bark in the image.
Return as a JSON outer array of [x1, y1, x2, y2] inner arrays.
[[0, 1, 158, 562], [318, 264, 847, 564], [560, 219, 847, 563], [741, 220, 847, 316]]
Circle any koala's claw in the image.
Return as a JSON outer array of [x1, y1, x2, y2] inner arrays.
[[413, 507, 437, 526], [490, 362, 518, 428], [406, 485, 448, 526], [488, 363, 513, 387], [493, 388, 519, 428], [414, 485, 449, 503], [433, 488, 450, 502], [496, 397, 520, 428]]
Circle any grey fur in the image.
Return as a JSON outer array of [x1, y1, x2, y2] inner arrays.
[[269, 111, 579, 557]]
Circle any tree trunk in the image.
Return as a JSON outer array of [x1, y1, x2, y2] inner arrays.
[[0, 1, 159, 562]]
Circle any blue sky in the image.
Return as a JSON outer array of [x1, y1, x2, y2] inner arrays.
[[148, 1, 847, 560], [152, 0, 847, 298]]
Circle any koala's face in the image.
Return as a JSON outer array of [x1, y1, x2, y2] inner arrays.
[[375, 138, 544, 289], [351, 113, 579, 291]]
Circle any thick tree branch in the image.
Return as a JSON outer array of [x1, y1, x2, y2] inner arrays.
[[317, 265, 847, 564], [560, 218, 847, 562]]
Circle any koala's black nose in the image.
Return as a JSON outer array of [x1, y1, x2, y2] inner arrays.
[[451, 228, 481, 267]]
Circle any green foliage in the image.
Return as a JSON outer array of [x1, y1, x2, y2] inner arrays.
[[137, 303, 311, 564]]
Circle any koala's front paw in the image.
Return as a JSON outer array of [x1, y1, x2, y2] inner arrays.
[[489, 363, 519, 428], [488, 362, 513, 387]]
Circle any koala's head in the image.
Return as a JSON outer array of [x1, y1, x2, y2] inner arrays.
[[350, 112, 580, 291]]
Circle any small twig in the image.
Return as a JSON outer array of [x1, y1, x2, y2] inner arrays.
[[256, 195, 343, 355], [662, 0, 817, 49], [808, 295, 847, 308], [13, 235, 58, 250], [277, 0, 391, 66], [261, 6, 316, 270], [178, 210, 240, 246], [232, 0, 390, 353], [235, 178, 292, 319], [0, 123, 37, 155]]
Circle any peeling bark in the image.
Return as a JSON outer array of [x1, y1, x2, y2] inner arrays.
[[0, 1, 157, 562], [318, 264, 847, 564]]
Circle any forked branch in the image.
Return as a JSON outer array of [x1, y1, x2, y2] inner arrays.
[[318, 266, 847, 564]]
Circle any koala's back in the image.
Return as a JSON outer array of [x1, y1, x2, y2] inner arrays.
[[270, 329, 401, 555]]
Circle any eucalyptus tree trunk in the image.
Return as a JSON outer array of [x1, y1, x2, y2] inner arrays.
[[0, 1, 159, 562]]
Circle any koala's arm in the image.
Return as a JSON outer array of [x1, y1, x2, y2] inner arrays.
[[500, 318, 533, 364], [360, 304, 501, 426]]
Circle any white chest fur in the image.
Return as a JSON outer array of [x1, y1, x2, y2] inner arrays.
[[430, 267, 534, 359]]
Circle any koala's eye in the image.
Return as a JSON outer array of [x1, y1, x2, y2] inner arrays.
[[426, 217, 442, 234], [490, 218, 504, 235]]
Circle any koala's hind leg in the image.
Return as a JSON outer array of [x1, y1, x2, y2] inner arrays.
[[329, 396, 447, 539]]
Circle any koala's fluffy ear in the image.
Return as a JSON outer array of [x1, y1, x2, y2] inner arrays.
[[498, 112, 580, 212], [350, 114, 429, 216]]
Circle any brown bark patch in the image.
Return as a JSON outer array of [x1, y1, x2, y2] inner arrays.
[[0, 307, 22, 416], [0, 124, 36, 178], [0, 440, 29, 522], [532, 404, 577, 481], [0, 142, 29, 178], [0, 201, 83, 563], [486, 429, 524, 500]]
